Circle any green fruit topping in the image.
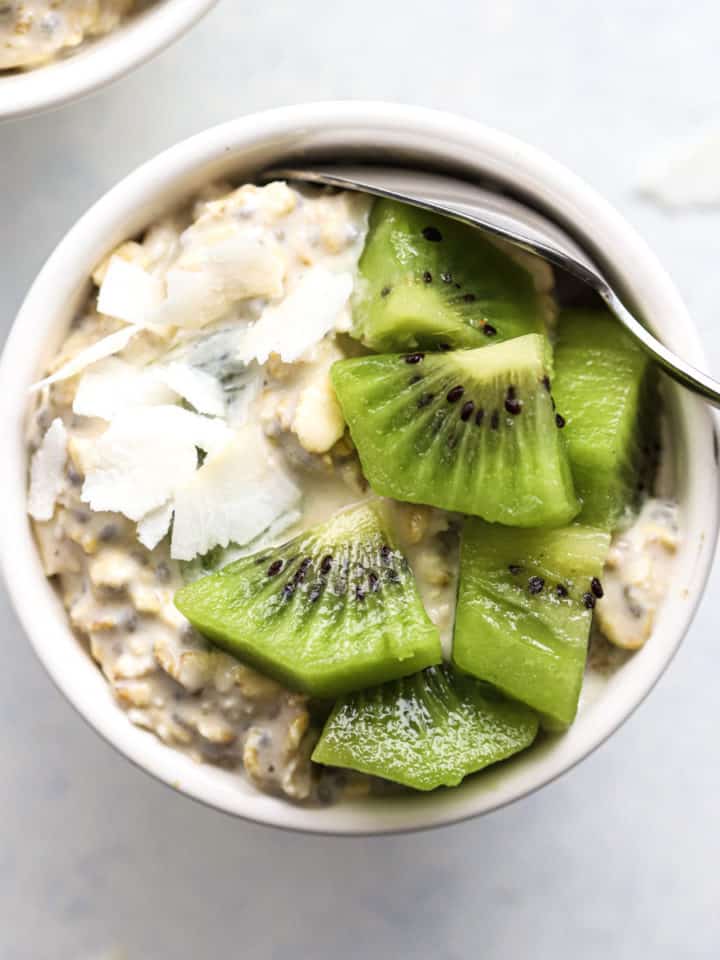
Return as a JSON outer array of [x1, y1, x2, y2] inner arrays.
[[552, 308, 655, 529], [453, 520, 610, 727], [331, 334, 579, 527], [312, 663, 538, 790], [353, 198, 547, 351], [174, 502, 442, 698]]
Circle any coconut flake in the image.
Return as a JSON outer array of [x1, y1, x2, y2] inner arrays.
[[240, 268, 352, 365], [137, 501, 174, 550], [73, 357, 176, 421], [80, 406, 231, 521], [156, 362, 225, 417], [30, 325, 142, 392], [172, 327, 262, 426], [146, 230, 285, 330], [27, 418, 68, 521], [97, 256, 164, 325], [170, 425, 301, 561], [639, 129, 720, 210]]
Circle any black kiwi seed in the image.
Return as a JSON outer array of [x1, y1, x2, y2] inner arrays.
[[505, 386, 522, 416], [441, 272, 453, 284], [418, 393, 434, 408], [385, 568, 400, 584], [590, 577, 604, 599], [460, 400, 475, 421], [293, 558, 312, 584], [483, 324, 497, 337], [409, 374, 422, 384], [380, 545, 392, 562], [555, 583, 569, 598], [439, 342, 452, 351], [555, 413, 566, 429], [405, 352, 425, 364], [267, 559, 283, 577], [422, 226, 443, 242], [462, 293, 477, 303], [508, 564, 523, 575], [368, 571, 379, 592], [320, 555, 333, 575], [490, 410, 500, 430], [582, 592, 596, 610], [528, 576, 545, 595], [475, 407, 485, 426], [423, 270, 433, 284], [282, 583, 296, 600], [446, 385, 465, 403], [308, 585, 322, 603], [381, 286, 391, 297], [542, 375, 552, 392], [355, 585, 367, 602]]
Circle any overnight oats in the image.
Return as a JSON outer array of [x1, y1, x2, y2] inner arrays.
[[26, 179, 679, 803], [0, 1, 142, 71]]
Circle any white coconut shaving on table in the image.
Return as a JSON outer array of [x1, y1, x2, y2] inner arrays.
[[639, 128, 720, 209]]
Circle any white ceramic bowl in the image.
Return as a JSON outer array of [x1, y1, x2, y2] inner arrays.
[[1, 102, 717, 834], [0, 0, 217, 121]]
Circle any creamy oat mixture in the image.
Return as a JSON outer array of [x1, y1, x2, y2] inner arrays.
[[26, 180, 679, 803], [0, 1, 140, 70]]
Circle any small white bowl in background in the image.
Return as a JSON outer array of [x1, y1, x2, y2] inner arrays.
[[0, 0, 218, 121], [1, 102, 717, 834]]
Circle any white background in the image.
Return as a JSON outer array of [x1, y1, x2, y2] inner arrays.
[[2, 2, 720, 957]]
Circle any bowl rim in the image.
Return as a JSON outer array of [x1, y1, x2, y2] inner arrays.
[[1, 100, 718, 835], [0, 0, 218, 121]]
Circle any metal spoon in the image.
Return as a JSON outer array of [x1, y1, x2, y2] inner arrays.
[[266, 164, 720, 408]]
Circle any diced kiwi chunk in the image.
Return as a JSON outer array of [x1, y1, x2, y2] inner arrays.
[[352, 199, 547, 352], [331, 334, 579, 527], [552, 308, 654, 529], [174, 503, 441, 698], [453, 520, 610, 727], [312, 664, 538, 790]]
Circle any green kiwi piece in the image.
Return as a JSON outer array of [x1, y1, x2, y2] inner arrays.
[[174, 502, 442, 698], [552, 308, 654, 529], [352, 198, 547, 351], [453, 519, 610, 728], [312, 663, 538, 790], [331, 333, 579, 527]]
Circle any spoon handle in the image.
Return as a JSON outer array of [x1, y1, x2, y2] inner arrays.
[[597, 284, 720, 408]]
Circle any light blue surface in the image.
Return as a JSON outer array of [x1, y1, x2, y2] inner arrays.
[[2, 2, 720, 957]]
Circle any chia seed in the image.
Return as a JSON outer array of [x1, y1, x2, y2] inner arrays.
[[422, 226, 443, 242]]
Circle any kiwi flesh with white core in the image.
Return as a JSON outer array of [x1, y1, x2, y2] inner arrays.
[[453, 519, 611, 728], [352, 198, 547, 352], [312, 663, 539, 790], [551, 308, 655, 529], [331, 334, 579, 527], [174, 502, 442, 699]]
